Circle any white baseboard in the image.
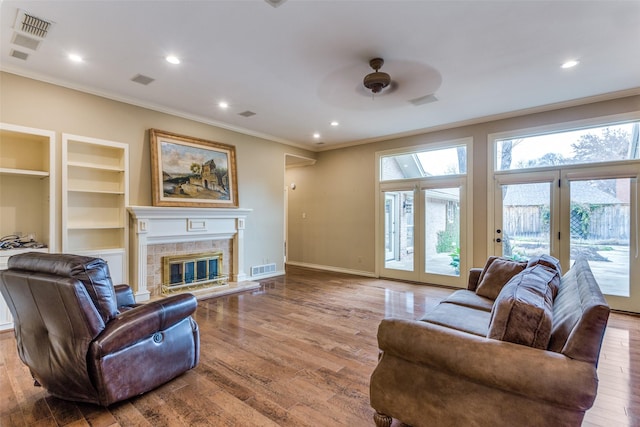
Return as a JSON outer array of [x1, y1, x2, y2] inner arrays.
[[285, 261, 377, 278]]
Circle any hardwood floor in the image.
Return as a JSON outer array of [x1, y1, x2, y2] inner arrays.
[[1, 266, 639, 426]]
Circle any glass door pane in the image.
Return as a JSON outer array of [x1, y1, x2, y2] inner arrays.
[[383, 190, 414, 271], [424, 187, 460, 276], [384, 194, 396, 261], [500, 181, 552, 261], [569, 178, 630, 297]]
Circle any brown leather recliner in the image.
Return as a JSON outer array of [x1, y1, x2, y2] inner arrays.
[[0, 252, 200, 406]]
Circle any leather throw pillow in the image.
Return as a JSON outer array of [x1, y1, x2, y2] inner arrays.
[[475, 256, 527, 300], [487, 264, 556, 349]]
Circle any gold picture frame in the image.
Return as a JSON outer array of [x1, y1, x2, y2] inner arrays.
[[150, 129, 238, 208]]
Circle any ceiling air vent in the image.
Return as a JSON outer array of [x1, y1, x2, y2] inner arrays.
[[10, 49, 29, 61], [131, 74, 155, 85], [409, 94, 438, 106], [12, 33, 40, 51], [15, 9, 52, 39], [238, 110, 256, 117]]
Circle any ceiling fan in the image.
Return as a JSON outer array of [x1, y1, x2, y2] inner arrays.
[[317, 57, 441, 109], [363, 58, 391, 94]]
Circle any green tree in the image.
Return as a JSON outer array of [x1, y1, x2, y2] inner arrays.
[[190, 163, 201, 175]]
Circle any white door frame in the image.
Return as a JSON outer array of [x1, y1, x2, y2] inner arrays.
[[491, 164, 639, 311]]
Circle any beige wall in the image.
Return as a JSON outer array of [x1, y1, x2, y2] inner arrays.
[[3, 72, 638, 281], [0, 72, 315, 279], [286, 94, 640, 274], [286, 145, 376, 275]]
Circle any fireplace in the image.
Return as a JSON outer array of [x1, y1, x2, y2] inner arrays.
[[128, 206, 256, 301], [162, 251, 226, 294]]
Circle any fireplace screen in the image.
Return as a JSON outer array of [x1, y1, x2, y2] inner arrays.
[[162, 252, 227, 294]]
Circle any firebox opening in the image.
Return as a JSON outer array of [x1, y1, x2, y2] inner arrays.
[[162, 251, 227, 294]]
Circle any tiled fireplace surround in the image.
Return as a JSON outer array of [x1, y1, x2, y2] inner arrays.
[[128, 206, 253, 302], [147, 240, 230, 298]]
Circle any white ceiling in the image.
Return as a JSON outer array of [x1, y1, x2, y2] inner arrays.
[[1, 0, 639, 151]]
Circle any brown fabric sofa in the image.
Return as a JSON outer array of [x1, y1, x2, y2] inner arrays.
[[0, 252, 200, 406], [370, 255, 610, 427]]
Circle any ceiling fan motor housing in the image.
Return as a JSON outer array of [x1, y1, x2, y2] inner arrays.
[[363, 57, 391, 93]]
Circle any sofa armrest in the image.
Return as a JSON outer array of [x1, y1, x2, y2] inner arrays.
[[114, 284, 136, 307], [92, 293, 197, 356], [377, 318, 598, 410], [467, 268, 482, 291]]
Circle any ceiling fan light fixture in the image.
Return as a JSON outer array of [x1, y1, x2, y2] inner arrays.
[[363, 57, 391, 94]]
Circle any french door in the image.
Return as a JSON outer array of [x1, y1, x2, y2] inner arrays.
[[384, 192, 404, 267], [493, 164, 639, 312], [380, 178, 467, 287]]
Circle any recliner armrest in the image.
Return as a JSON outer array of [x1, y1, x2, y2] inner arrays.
[[91, 293, 197, 356], [114, 284, 136, 307], [376, 318, 598, 410]]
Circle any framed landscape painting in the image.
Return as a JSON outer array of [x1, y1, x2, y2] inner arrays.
[[149, 129, 238, 208]]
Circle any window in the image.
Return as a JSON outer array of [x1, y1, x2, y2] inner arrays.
[[490, 116, 640, 312], [380, 145, 467, 181], [377, 139, 471, 287], [495, 121, 639, 171]]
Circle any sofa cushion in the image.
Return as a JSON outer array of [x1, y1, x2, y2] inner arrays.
[[549, 257, 610, 363], [420, 302, 491, 337], [441, 289, 494, 312], [487, 265, 556, 349], [475, 256, 527, 300]]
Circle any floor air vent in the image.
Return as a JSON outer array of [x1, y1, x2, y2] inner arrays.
[[251, 263, 276, 277]]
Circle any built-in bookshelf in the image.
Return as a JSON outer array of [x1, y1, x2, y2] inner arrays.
[[0, 123, 56, 330], [62, 134, 129, 284]]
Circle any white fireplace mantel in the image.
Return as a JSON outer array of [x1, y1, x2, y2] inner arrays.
[[128, 206, 252, 301]]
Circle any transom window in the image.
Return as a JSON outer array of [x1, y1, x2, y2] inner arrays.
[[495, 121, 639, 171], [380, 145, 467, 181]]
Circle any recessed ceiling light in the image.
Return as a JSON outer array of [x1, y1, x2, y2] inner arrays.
[[330, 121, 339, 127], [166, 55, 180, 65], [313, 133, 320, 139], [68, 53, 83, 63], [561, 60, 579, 69], [218, 101, 229, 109]]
